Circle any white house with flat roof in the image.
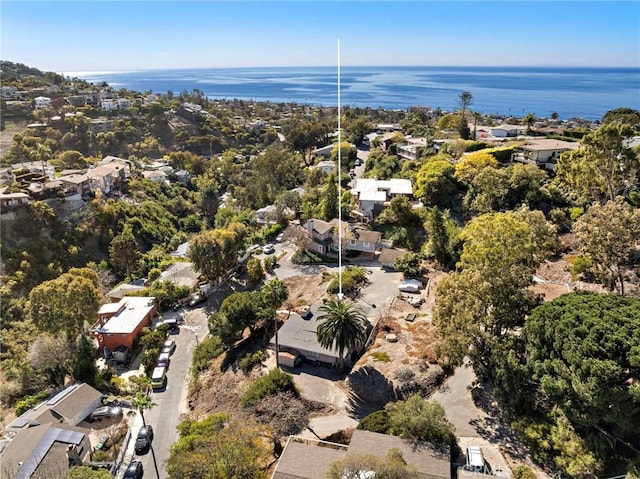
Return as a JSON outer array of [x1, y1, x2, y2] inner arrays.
[[511, 138, 579, 170], [351, 178, 413, 220]]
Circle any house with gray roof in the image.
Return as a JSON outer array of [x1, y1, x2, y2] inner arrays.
[[272, 429, 452, 479]]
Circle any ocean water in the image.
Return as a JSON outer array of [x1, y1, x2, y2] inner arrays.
[[70, 66, 640, 121]]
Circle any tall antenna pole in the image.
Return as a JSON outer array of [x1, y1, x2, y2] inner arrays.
[[337, 38, 343, 301]]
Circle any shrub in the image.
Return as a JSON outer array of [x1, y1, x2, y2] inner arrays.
[[263, 255, 277, 272], [14, 391, 50, 416], [327, 266, 367, 295], [239, 351, 265, 374], [569, 255, 593, 281], [357, 410, 390, 434], [141, 348, 159, 376], [394, 367, 415, 382], [512, 466, 536, 479], [191, 336, 225, 376], [371, 352, 391, 362], [242, 368, 299, 407]]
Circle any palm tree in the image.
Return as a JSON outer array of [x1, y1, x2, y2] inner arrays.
[[30, 142, 52, 180], [523, 112, 536, 135], [263, 278, 289, 368], [131, 392, 160, 479], [316, 299, 367, 372]]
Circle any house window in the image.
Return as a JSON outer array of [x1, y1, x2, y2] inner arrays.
[[349, 239, 357, 245], [363, 242, 370, 248], [307, 351, 319, 358]]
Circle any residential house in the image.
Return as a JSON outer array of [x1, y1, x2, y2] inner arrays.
[[174, 169, 191, 183], [117, 98, 132, 110], [11, 161, 55, 181], [0, 167, 15, 186], [59, 173, 91, 197], [142, 170, 168, 183], [1, 85, 18, 98], [98, 156, 132, 178], [93, 296, 157, 352], [378, 247, 407, 270], [256, 204, 295, 225], [489, 124, 525, 138], [90, 118, 114, 134], [272, 429, 451, 479], [100, 98, 118, 111], [66, 95, 86, 107], [159, 262, 200, 292], [397, 137, 427, 160], [270, 304, 370, 368], [34, 96, 51, 109], [378, 131, 397, 152], [0, 423, 91, 479], [306, 218, 382, 255], [312, 145, 334, 159], [375, 123, 401, 132], [351, 178, 413, 220], [5, 383, 103, 432], [330, 219, 382, 254], [315, 160, 336, 174], [0, 191, 31, 210], [306, 219, 335, 254], [106, 282, 146, 302], [170, 241, 190, 258], [511, 138, 579, 170]]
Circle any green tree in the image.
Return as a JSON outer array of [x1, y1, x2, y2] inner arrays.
[[394, 252, 422, 278], [109, 229, 141, 279], [426, 207, 454, 269], [414, 159, 459, 208], [166, 413, 271, 479], [453, 151, 499, 185], [602, 107, 640, 130], [385, 394, 457, 447], [573, 199, 640, 295], [522, 112, 536, 134], [524, 291, 640, 440], [321, 173, 339, 220], [556, 123, 638, 202], [26, 268, 100, 341], [262, 278, 289, 309], [326, 448, 419, 479], [316, 300, 367, 372], [247, 257, 264, 285], [189, 228, 241, 282], [433, 212, 553, 369]]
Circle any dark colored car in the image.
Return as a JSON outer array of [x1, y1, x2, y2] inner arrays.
[[88, 406, 123, 422], [134, 425, 154, 454], [123, 459, 143, 479]]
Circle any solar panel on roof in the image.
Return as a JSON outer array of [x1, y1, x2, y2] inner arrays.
[[46, 384, 77, 405], [16, 426, 85, 479]]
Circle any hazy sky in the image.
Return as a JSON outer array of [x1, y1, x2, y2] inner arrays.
[[2, 1, 639, 72]]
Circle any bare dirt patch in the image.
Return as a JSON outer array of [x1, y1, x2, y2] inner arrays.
[[0, 120, 28, 156], [281, 273, 329, 307]]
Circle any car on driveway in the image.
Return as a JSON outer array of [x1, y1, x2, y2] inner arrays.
[[134, 425, 154, 454], [397, 279, 423, 293], [123, 459, 143, 479], [188, 292, 206, 307], [157, 352, 170, 368], [88, 406, 123, 422], [263, 243, 275, 254]]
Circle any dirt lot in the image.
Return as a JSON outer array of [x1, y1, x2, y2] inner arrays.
[[0, 119, 28, 156]]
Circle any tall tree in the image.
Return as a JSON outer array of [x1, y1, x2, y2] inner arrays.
[[316, 300, 367, 372], [109, 228, 141, 279], [26, 268, 100, 341], [522, 112, 536, 134], [321, 173, 339, 221], [457, 91, 474, 117], [574, 199, 640, 295]]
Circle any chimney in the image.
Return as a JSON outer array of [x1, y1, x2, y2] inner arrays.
[[66, 444, 81, 466]]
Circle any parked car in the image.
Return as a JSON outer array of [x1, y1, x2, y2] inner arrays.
[[134, 425, 154, 454], [248, 244, 262, 254], [188, 292, 206, 307], [161, 339, 176, 355], [157, 352, 170, 368], [263, 243, 275, 254], [88, 406, 123, 422], [398, 279, 422, 293], [123, 460, 143, 479], [151, 365, 167, 390], [275, 233, 285, 243], [161, 317, 179, 331]]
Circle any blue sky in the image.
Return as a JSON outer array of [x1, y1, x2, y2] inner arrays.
[[2, 1, 639, 72]]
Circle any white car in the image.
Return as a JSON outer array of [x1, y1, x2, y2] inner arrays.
[[398, 279, 423, 293], [263, 243, 275, 254]]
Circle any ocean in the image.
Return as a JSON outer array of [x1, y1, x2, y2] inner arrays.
[[69, 66, 640, 121]]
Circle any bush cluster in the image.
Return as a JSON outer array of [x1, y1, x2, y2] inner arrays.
[[191, 336, 225, 376], [241, 368, 299, 407]]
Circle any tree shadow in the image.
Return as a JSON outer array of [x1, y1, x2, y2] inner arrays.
[[346, 365, 396, 419]]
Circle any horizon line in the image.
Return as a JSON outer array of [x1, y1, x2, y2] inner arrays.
[[59, 63, 640, 76]]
